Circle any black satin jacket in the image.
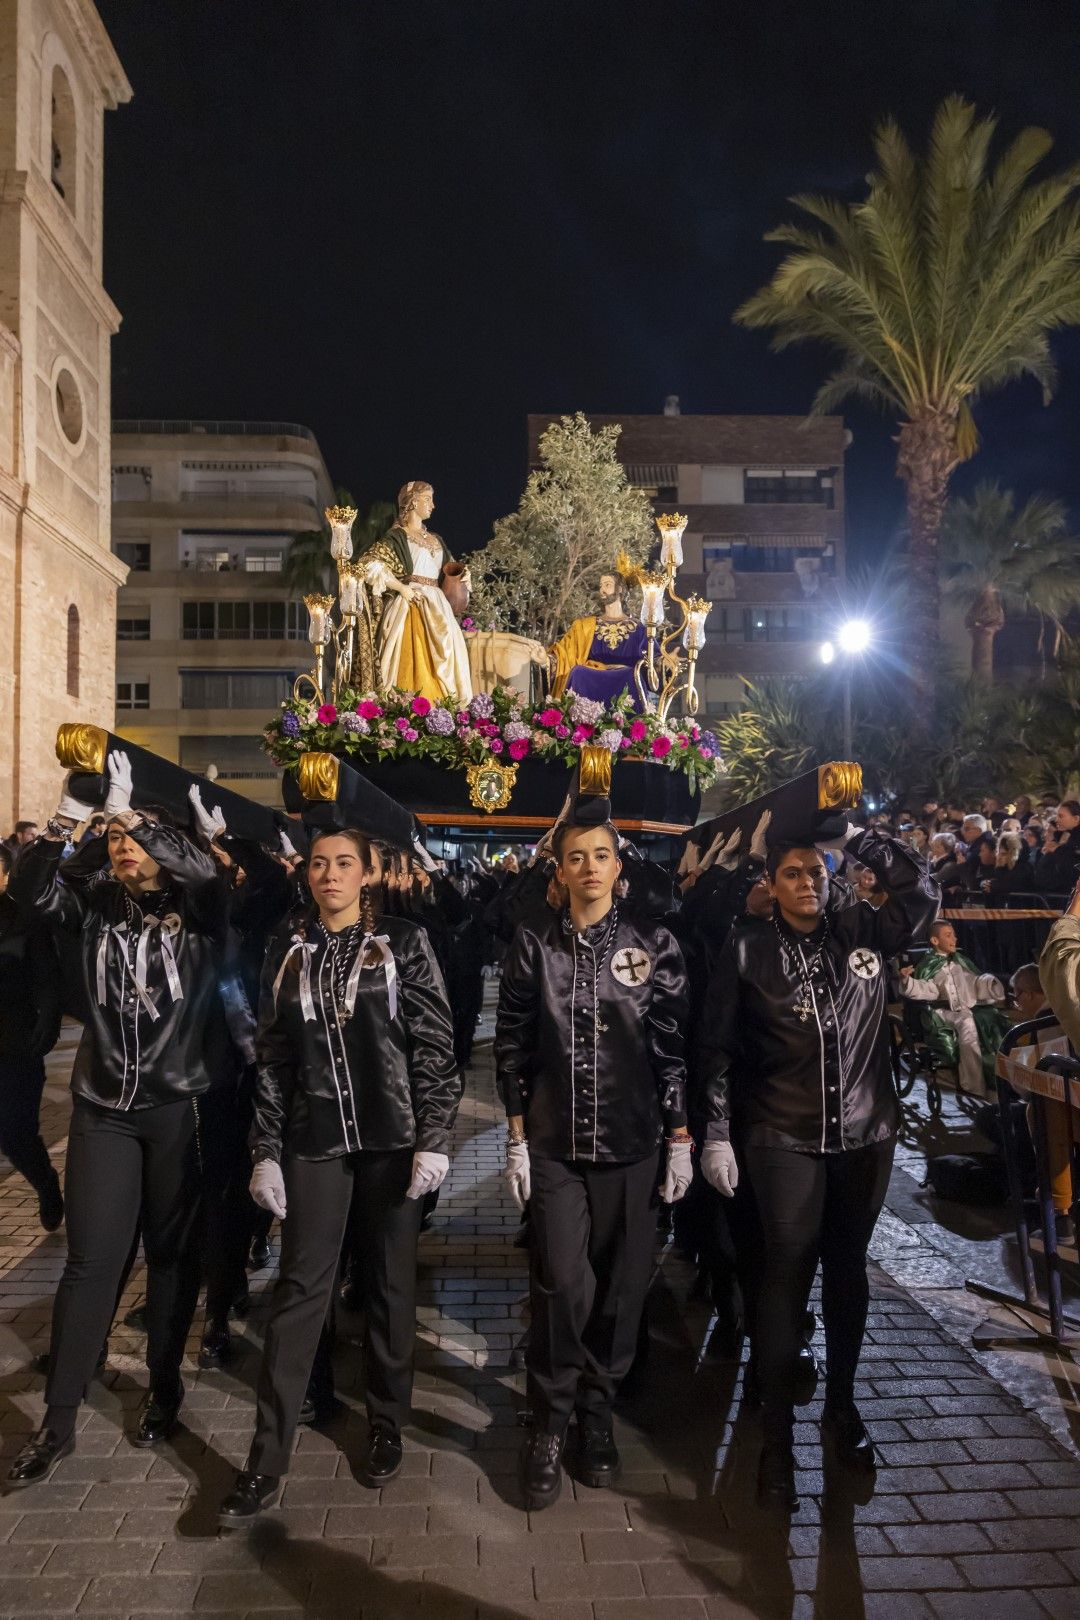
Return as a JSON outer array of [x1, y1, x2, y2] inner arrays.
[[11, 828, 227, 1110], [0, 895, 61, 1061], [494, 906, 689, 1162], [251, 913, 462, 1163], [694, 830, 939, 1154]]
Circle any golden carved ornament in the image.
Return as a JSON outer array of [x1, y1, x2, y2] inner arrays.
[[579, 745, 613, 797], [465, 759, 518, 813], [297, 751, 341, 803], [817, 761, 863, 811], [325, 504, 358, 527], [56, 723, 107, 774], [655, 512, 688, 533]]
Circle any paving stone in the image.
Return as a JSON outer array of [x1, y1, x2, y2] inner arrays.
[[533, 1560, 645, 1599], [78, 1574, 199, 1611], [928, 1595, 1048, 1620], [883, 1523, 992, 1555]]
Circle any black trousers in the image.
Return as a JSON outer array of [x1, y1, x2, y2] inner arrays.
[[528, 1152, 659, 1432], [0, 1056, 54, 1197], [199, 1078, 258, 1322], [743, 1138, 894, 1434], [47, 1095, 204, 1409], [249, 1149, 421, 1477]]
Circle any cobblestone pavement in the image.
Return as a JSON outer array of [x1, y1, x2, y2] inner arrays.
[[3, 1019, 1080, 1617]]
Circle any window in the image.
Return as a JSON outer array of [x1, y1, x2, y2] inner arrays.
[[179, 735, 279, 781], [244, 549, 284, 573], [50, 66, 77, 211], [702, 540, 835, 580], [702, 607, 818, 643], [54, 366, 84, 447], [117, 618, 151, 640], [708, 608, 747, 645], [116, 542, 151, 571], [181, 601, 304, 640], [66, 605, 80, 698], [116, 681, 149, 710], [180, 669, 296, 710], [744, 468, 835, 508]]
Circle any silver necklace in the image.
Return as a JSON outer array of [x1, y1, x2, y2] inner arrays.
[[319, 919, 365, 1021], [776, 917, 827, 1023]]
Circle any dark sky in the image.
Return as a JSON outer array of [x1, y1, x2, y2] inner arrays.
[[97, 0, 1080, 567]]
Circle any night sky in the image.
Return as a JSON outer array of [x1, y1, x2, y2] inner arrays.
[[97, 1, 1080, 568]]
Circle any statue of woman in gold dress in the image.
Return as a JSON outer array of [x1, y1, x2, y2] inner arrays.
[[356, 481, 473, 703]]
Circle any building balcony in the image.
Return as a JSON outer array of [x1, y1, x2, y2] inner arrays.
[[659, 502, 842, 538], [108, 495, 321, 527], [113, 419, 319, 441]]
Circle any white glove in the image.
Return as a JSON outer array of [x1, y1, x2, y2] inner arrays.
[[749, 810, 773, 862], [816, 819, 859, 854], [505, 1139, 531, 1211], [250, 1160, 287, 1220], [188, 783, 226, 843], [406, 1150, 449, 1199], [412, 835, 438, 874], [700, 1140, 739, 1198], [660, 1139, 693, 1204], [677, 840, 701, 878], [701, 826, 742, 873], [279, 827, 299, 860], [55, 769, 92, 826], [103, 750, 134, 817]]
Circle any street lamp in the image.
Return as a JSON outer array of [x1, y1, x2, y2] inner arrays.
[[820, 619, 873, 759]]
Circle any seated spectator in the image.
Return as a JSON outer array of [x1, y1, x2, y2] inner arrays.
[[929, 832, 966, 896], [899, 919, 1010, 1098], [979, 832, 1027, 900], [1034, 802, 1080, 898], [960, 814, 992, 884]]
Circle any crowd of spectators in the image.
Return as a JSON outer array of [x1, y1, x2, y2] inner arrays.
[[861, 793, 1080, 903]]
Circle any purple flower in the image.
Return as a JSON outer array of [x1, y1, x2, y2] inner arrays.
[[425, 707, 455, 736], [699, 730, 720, 755], [340, 713, 370, 736], [598, 728, 622, 752], [504, 720, 531, 743], [468, 692, 495, 720], [394, 716, 411, 733], [403, 727, 419, 742], [489, 737, 504, 753], [281, 711, 301, 738], [569, 694, 604, 726]]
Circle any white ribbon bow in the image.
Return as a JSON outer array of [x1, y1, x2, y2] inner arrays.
[[273, 932, 397, 1023], [96, 913, 184, 1023]]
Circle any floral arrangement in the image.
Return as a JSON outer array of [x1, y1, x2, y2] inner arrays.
[[263, 686, 722, 789]]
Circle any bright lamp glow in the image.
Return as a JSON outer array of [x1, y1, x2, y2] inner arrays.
[[819, 640, 835, 665], [838, 618, 871, 654]]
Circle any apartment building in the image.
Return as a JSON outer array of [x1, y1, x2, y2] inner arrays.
[[111, 420, 334, 805], [528, 407, 848, 718]]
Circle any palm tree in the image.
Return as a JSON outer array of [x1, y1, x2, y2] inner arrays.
[[941, 482, 1080, 679], [281, 492, 396, 595], [735, 95, 1080, 698]]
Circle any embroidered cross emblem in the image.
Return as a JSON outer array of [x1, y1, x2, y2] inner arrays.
[[611, 948, 651, 987], [849, 948, 880, 980]]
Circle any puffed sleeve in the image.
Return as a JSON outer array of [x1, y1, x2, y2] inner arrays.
[[9, 838, 87, 933], [493, 923, 540, 1117], [250, 941, 299, 1164], [840, 829, 940, 957], [692, 934, 742, 1142], [644, 925, 688, 1128], [400, 926, 463, 1153]]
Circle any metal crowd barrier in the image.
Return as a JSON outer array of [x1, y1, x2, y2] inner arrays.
[[965, 1015, 1080, 1349], [941, 892, 1068, 981]]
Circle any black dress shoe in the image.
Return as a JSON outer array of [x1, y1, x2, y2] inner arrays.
[[198, 1320, 233, 1369], [249, 1236, 272, 1270], [37, 1172, 64, 1233], [359, 1427, 403, 1486], [822, 1404, 877, 1469], [122, 1303, 147, 1333], [521, 1430, 563, 1511], [757, 1440, 798, 1509], [132, 1381, 184, 1448], [219, 1469, 280, 1526], [7, 1427, 74, 1488], [575, 1420, 620, 1489], [297, 1391, 337, 1426]]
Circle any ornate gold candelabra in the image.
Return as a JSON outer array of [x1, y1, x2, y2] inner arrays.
[[293, 506, 376, 705], [621, 513, 711, 722]]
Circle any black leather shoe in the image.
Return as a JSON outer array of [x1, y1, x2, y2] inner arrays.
[[7, 1428, 74, 1487], [122, 1304, 147, 1333], [575, 1421, 620, 1489], [358, 1427, 403, 1486], [132, 1381, 184, 1448], [297, 1391, 337, 1427], [219, 1470, 280, 1526], [822, 1404, 877, 1469], [757, 1440, 798, 1510], [249, 1236, 272, 1270], [198, 1320, 233, 1369], [521, 1430, 563, 1511], [37, 1172, 64, 1234]]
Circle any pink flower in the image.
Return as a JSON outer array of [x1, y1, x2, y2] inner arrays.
[[678, 735, 690, 748], [699, 747, 714, 761], [394, 716, 411, 733], [651, 735, 672, 759], [456, 711, 468, 724], [571, 724, 594, 745], [403, 727, 419, 742], [629, 719, 648, 742], [508, 738, 530, 760], [410, 695, 431, 717], [690, 724, 701, 741], [489, 738, 504, 753], [620, 736, 634, 749], [317, 703, 337, 726], [538, 708, 562, 727], [555, 725, 570, 739], [357, 700, 382, 720]]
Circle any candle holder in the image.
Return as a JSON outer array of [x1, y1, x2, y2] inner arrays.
[[623, 514, 710, 722], [292, 506, 382, 704]]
